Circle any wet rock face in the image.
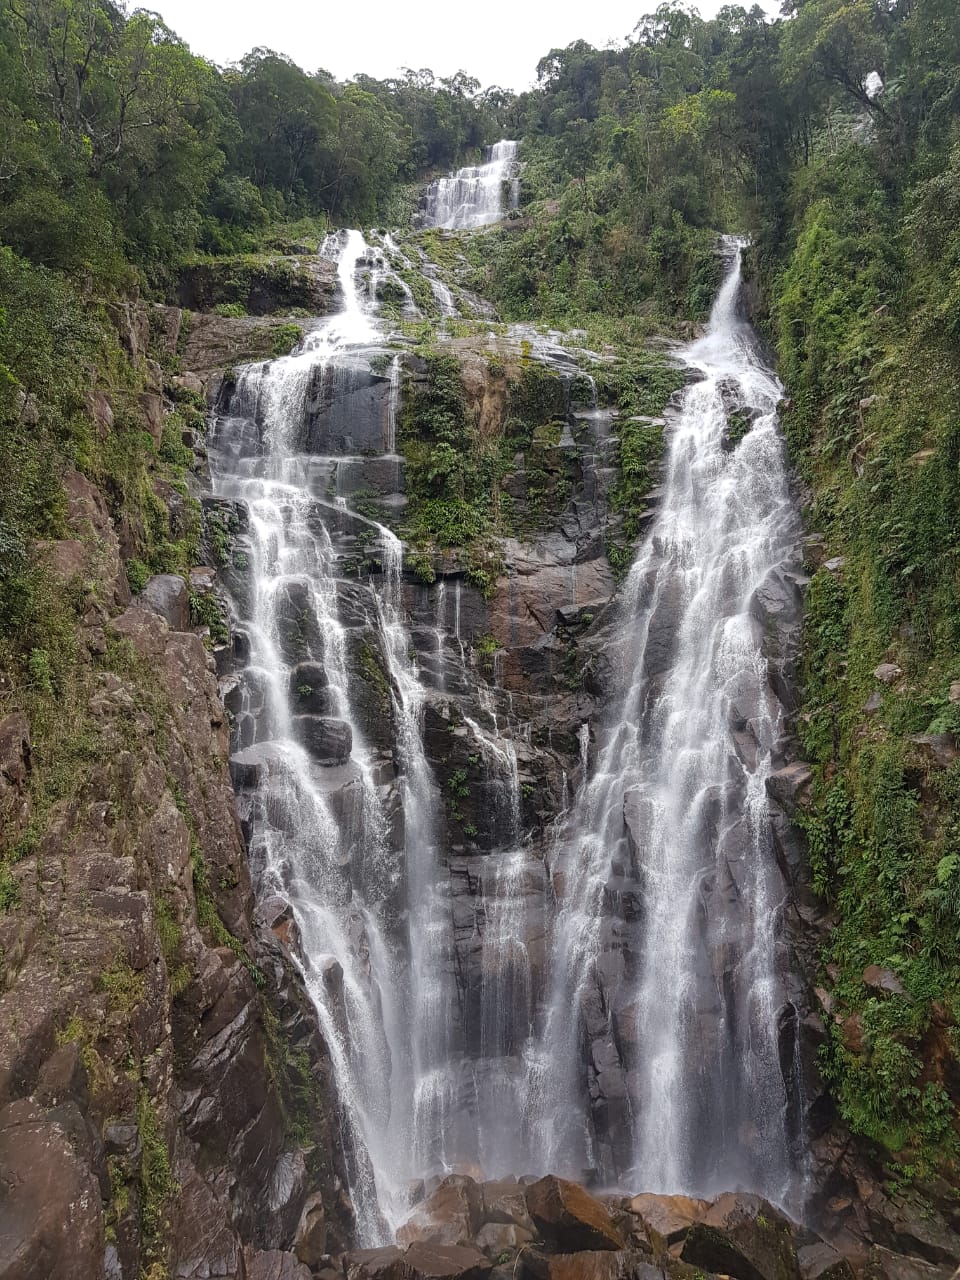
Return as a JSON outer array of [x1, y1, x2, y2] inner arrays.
[[0, 471, 353, 1279], [527, 1177, 625, 1253]]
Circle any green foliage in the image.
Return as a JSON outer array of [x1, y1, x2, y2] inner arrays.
[[137, 1090, 173, 1273]]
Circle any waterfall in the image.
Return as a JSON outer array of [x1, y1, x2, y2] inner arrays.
[[209, 230, 441, 1243], [531, 239, 802, 1204], [209, 223, 804, 1239], [421, 140, 520, 230]]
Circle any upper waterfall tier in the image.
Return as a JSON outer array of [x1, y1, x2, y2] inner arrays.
[[420, 140, 520, 229]]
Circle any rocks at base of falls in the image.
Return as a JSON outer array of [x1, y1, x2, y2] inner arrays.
[[337, 1176, 942, 1280], [526, 1177, 625, 1252]]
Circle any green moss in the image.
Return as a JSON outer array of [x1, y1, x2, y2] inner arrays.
[[137, 1089, 173, 1276], [100, 958, 146, 1017]]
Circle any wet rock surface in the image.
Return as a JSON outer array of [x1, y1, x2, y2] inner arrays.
[[336, 1180, 943, 1280]]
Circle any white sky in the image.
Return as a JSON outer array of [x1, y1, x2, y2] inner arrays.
[[154, 0, 783, 94]]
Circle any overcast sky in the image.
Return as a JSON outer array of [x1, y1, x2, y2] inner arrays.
[[155, 0, 783, 93]]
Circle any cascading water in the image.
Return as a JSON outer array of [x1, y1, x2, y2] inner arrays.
[[210, 219, 805, 1242], [421, 140, 520, 230], [528, 239, 803, 1205]]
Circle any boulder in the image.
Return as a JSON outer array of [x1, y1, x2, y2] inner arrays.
[[397, 1175, 482, 1248], [627, 1193, 707, 1247], [522, 1252, 661, 1280], [797, 1242, 855, 1280], [862, 965, 905, 996], [383, 1242, 492, 1280], [862, 1247, 955, 1280], [346, 1247, 404, 1280], [909, 734, 959, 768], [679, 1193, 801, 1280], [140, 573, 191, 630], [765, 763, 813, 814], [475, 1222, 534, 1256], [872, 663, 902, 685], [482, 1179, 536, 1231], [293, 1191, 327, 1266], [526, 1176, 624, 1253], [245, 1249, 314, 1280], [293, 715, 352, 765]]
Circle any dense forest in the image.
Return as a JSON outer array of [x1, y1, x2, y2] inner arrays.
[[2, 0, 960, 1228]]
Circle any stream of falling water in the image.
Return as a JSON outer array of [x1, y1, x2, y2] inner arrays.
[[528, 240, 802, 1205], [209, 209, 804, 1240], [421, 140, 520, 229]]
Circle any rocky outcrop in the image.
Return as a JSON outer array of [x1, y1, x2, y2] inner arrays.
[[177, 253, 338, 316]]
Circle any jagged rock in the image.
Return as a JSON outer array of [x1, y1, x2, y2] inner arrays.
[[679, 1193, 801, 1280], [627, 1193, 707, 1247], [171, 1162, 245, 1279], [526, 1177, 624, 1253], [522, 1252, 662, 1280], [749, 567, 802, 632], [862, 965, 905, 995], [292, 715, 352, 765], [872, 663, 902, 685], [797, 1242, 855, 1280], [139, 391, 165, 445], [482, 1179, 536, 1231], [383, 1242, 492, 1280], [862, 1247, 955, 1280], [398, 1175, 483, 1248], [475, 1222, 534, 1255], [140, 573, 191, 630], [909, 733, 959, 768], [293, 1191, 327, 1266], [245, 1248, 314, 1280], [765, 763, 813, 813]]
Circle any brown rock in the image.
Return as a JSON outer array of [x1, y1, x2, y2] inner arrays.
[[383, 1242, 492, 1280], [397, 1175, 482, 1247], [862, 965, 905, 996], [139, 391, 165, 446], [345, 1246, 404, 1280], [293, 1191, 327, 1267], [526, 1176, 624, 1253], [475, 1222, 534, 1256], [245, 1247, 314, 1280], [171, 1163, 244, 1279], [679, 1192, 800, 1280], [863, 1246, 955, 1280], [0, 1099, 104, 1280], [482, 1179, 536, 1231], [797, 1241, 855, 1280], [627, 1193, 707, 1247], [38, 537, 89, 583], [522, 1252, 661, 1280]]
